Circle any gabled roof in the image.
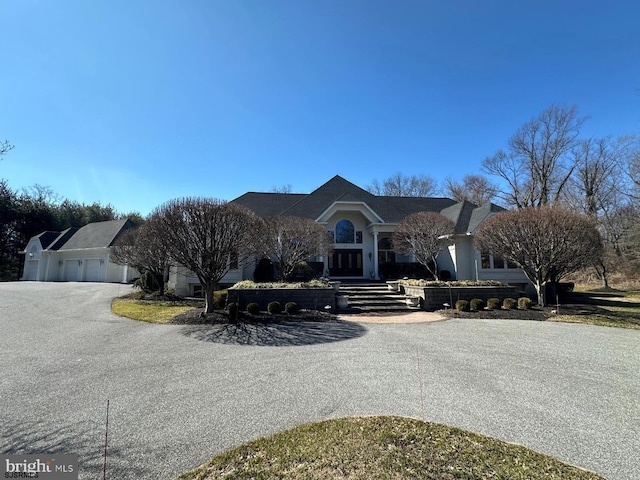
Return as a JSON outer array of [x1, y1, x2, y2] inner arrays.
[[232, 175, 458, 223], [57, 218, 134, 250], [231, 175, 504, 231], [467, 202, 506, 233], [441, 200, 478, 234], [48, 228, 79, 250], [37, 231, 64, 249], [281, 176, 380, 220]]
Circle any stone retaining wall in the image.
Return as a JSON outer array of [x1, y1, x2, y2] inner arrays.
[[227, 288, 335, 311], [403, 285, 521, 311]]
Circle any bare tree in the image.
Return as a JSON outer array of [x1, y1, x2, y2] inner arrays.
[[257, 216, 331, 281], [111, 218, 171, 295], [0, 140, 13, 159], [562, 137, 619, 216], [367, 173, 438, 197], [271, 184, 293, 194], [560, 136, 639, 287], [474, 207, 602, 306], [483, 105, 587, 208], [444, 174, 498, 205], [152, 198, 260, 313], [392, 212, 455, 280], [616, 134, 640, 201]]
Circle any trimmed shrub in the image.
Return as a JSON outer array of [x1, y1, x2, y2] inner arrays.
[[227, 302, 239, 321], [470, 298, 485, 311], [246, 302, 260, 315], [267, 301, 282, 314], [518, 297, 534, 310], [285, 302, 299, 314], [486, 298, 501, 310], [214, 290, 228, 309], [287, 262, 321, 282], [503, 298, 518, 310], [455, 300, 470, 312]]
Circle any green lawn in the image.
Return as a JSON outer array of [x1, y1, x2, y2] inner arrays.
[[177, 416, 603, 480], [551, 289, 640, 330]]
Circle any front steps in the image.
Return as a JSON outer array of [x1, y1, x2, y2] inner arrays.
[[337, 282, 413, 313]]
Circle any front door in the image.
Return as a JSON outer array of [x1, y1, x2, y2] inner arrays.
[[329, 249, 363, 277]]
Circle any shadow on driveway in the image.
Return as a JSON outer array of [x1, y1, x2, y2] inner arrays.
[[180, 320, 367, 346], [1, 418, 147, 479]]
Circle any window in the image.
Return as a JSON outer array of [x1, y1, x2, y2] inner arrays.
[[378, 237, 396, 263], [481, 251, 491, 269], [355, 231, 363, 244], [480, 251, 516, 269], [335, 220, 355, 243]]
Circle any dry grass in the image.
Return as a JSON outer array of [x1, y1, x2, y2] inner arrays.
[[176, 416, 603, 480], [551, 289, 640, 330], [112, 297, 204, 324]]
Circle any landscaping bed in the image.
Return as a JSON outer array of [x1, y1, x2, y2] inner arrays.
[[438, 306, 547, 321]]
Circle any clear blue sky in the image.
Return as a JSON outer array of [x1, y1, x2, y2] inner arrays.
[[1, 1, 639, 215]]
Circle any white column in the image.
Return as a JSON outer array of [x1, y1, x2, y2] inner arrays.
[[373, 231, 379, 280], [122, 263, 129, 283]]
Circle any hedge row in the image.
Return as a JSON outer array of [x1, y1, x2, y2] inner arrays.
[[455, 297, 534, 312], [227, 301, 300, 317]]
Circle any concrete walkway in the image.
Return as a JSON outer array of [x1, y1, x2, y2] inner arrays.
[[1, 282, 638, 479]]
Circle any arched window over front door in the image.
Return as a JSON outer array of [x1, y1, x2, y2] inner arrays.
[[335, 219, 355, 243]]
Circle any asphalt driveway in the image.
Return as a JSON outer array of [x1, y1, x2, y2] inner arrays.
[[1, 282, 638, 479]]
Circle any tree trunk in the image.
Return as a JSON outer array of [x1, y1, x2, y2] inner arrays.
[[595, 261, 609, 289], [534, 279, 546, 306], [204, 284, 215, 314]]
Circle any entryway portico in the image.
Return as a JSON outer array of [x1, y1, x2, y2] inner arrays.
[[316, 200, 397, 280]]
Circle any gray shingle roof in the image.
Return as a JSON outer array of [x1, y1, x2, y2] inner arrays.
[[56, 219, 134, 251], [467, 202, 506, 233], [37, 231, 65, 249], [441, 200, 478, 234], [232, 192, 305, 217], [231, 175, 504, 232], [48, 228, 79, 250]]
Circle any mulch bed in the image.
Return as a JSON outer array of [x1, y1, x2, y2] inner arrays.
[[171, 301, 597, 325], [170, 308, 338, 325], [437, 307, 548, 321], [436, 301, 600, 321]]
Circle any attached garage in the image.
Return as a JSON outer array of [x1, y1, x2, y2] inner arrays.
[[64, 260, 80, 282], [84, 259, 103, 282], [21, 219, 138, 283]]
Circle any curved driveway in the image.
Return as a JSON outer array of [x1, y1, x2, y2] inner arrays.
[[1, 282, 638, 479]]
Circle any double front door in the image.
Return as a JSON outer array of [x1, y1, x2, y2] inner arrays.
[[329, 249, 363, 277]]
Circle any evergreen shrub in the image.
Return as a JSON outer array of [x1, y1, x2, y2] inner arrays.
[[455, 300, 470, 312], [267, 301, 282, 314]]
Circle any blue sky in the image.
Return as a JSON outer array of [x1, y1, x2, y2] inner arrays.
[[1, 1, 639, 215]]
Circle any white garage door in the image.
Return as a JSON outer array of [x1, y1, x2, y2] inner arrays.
[[64, 261, 80, 282], [24, 260, 39, 281], [84, 259, 102, 282]]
